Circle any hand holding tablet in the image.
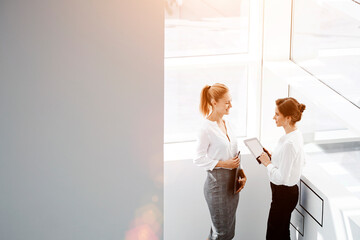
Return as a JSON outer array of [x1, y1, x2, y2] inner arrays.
[[244, 138, 271, 164]]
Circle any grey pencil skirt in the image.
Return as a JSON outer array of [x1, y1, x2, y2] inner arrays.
[[204, 168, 239, 240]]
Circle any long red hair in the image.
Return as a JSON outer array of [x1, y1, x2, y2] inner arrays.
[[199, 83, 229, 117]]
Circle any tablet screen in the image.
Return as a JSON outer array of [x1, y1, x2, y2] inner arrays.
[[244, 138, 263, 159]]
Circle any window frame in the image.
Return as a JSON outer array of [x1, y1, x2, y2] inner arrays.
[[164, 0, 263, 161]]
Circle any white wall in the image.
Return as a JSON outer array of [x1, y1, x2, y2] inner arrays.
[[262, 0, 292, 61], [164, 156, 272, 240], [260, 0, 293, 144], [0, 1, 164, 239]]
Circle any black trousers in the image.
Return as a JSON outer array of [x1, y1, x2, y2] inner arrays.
[[266, 182, 299, 240]]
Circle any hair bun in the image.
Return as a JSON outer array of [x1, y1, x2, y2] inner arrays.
[[299, 103, 306, 113]]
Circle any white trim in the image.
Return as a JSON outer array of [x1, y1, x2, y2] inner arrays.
[[164, 137, 251, 162]]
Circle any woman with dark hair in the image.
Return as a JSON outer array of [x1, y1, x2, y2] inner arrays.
[[194, 83, 247, 240], [258, 97, 306, 240]]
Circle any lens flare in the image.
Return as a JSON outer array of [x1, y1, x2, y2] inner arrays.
[[125, 203, 162, 240]]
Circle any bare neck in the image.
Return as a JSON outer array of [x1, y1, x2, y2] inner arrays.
[[283, 124, 297, 134], [207, 112, 224, 125]]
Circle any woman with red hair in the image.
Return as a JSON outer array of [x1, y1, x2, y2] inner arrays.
[[258, 97, 306, 240], [194, 83, 247, 240]]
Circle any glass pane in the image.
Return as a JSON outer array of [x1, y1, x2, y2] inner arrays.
[[292, 0, 360, 107], [290, 86, 360, 200], [290, 87, 349, 142], [165, 0, 249, 57], [164, 61, 248, 143]]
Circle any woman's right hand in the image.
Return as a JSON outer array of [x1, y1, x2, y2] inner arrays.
[[258, 152, 271, 167], [263, 147, 272, 159], [224, 156, 240, 169]]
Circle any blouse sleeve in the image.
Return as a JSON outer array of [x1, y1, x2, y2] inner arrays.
[[193, 127, 219, 171], [266, 141, 296, 183]]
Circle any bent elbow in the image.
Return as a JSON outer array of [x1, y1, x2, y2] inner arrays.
[[193, 157, 202, 166]]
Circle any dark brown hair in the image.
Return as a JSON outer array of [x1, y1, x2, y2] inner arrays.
[[199, 83, 229, 117], [276, 97, 306, 125]]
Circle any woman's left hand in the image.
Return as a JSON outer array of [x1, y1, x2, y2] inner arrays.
[[235, 176, 247, 193], [258, 152, 271, 167]]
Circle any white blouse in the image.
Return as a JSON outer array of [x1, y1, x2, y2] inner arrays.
[[193, 118, 242, 171], [266, 129, 305, 186]]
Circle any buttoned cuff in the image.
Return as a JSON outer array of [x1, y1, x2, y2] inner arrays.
[[208, 160, 219, 171]]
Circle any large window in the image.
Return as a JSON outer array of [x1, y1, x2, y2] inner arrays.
[[164, 0, 251, 143], [165, 0, 249, 57], [291, 0, 360, 108], [290, 0, 360, 206], [290, 0, 360, 143]]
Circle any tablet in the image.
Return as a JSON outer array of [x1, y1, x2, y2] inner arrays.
[[244, 138, 263, 164], [233, 151, 241, 194], [234, 167, 241, 194]]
